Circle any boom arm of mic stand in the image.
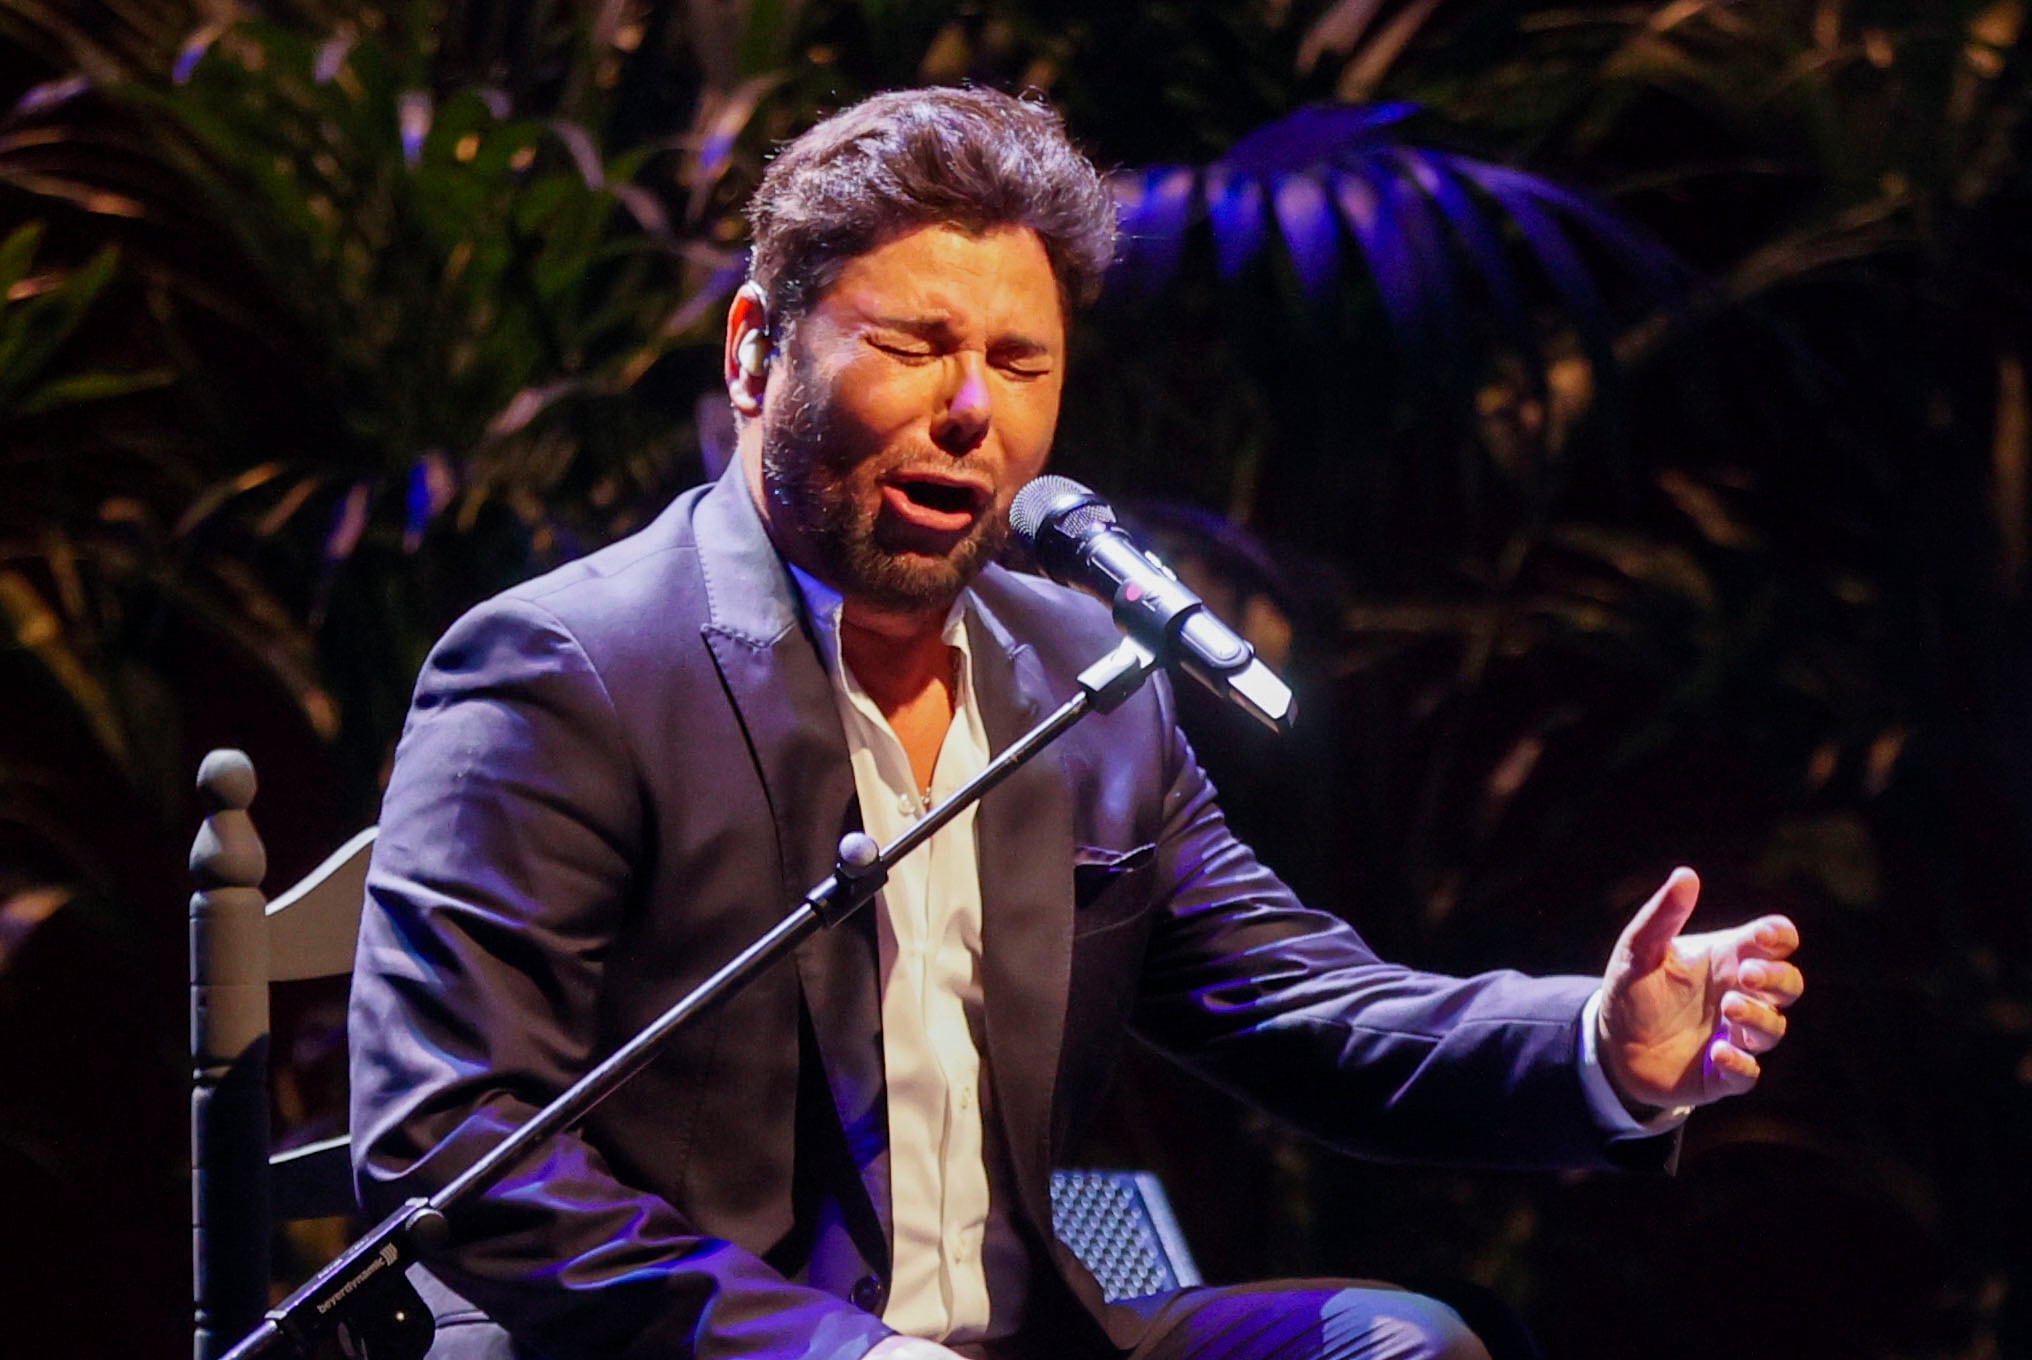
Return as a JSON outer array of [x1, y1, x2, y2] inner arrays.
[[220, 637, 1160, 1360]]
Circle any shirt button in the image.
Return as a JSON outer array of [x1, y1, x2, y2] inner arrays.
[[951, 1242, 972, 1264], [896, 793, 916, 815], [958, 1088, 974, 1111], [850, 1274, 888, 1312]]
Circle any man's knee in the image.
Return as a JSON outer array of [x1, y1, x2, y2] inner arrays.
[[1316, 1287, 1491, 1360], [1122, 1279, 1494, 1360]]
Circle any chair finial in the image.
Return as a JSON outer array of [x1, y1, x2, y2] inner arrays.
[[197, 748, 257, 811], [192, 750, 264, 888]]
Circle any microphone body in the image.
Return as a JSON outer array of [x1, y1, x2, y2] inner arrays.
[[1011, 476, 1295, 733]]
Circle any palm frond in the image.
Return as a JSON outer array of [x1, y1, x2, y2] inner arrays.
[[1108, 102, 1692, 401]]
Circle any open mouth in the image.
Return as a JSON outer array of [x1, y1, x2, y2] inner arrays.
[[899, 479, 978, 514], [881, 474, 990, 534]]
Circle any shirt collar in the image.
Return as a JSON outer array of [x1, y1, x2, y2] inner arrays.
[[786, 562, 975, 685]]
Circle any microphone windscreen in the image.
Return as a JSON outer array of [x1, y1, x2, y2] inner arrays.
[[1011, 475, 1113, 548]]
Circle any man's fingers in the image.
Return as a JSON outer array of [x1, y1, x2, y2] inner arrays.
[[1737, 958, 1805, 1008], [1706, 1036, 1761, 1098], [1722, 991, 1787, 1054], [1618, 866, 1702, 970], [1738, 914, 1801, 960]]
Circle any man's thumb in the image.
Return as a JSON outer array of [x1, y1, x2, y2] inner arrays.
[[1619, 866, 1701, 970]]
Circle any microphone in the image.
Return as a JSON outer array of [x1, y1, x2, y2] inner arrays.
[[1010, 476, 1295, 733]]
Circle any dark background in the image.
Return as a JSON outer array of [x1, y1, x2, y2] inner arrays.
[[4, 3, 2030, 1357]]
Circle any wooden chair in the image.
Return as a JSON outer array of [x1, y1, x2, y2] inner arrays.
[[189, 749, 373, 1358], [188, 748, 1200, 1358]]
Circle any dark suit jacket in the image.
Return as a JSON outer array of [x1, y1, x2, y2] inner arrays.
[[350, 464, 1631, 1360]]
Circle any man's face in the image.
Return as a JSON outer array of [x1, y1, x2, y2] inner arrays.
[[755, 223, 1067, 616]]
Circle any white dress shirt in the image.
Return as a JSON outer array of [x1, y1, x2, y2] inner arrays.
[[794, 568, 1012, 1342]]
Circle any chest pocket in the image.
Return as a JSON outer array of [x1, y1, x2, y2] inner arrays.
[[1071, 842, 1157, 937]]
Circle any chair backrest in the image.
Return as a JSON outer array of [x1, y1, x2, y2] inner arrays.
[[189, 749, 375, 1360]]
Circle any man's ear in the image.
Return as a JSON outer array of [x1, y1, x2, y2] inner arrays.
[[723, 282, 773, 417]]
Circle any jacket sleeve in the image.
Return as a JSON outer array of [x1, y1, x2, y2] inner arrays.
[[1128, 683, 1668, 1172], [348, 596, 895, 1360]]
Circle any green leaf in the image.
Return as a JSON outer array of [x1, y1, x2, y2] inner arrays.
[[0, 221, 46, 298], [0, 569, 129, 771], [0, 242, 124, 417], [16, 366, 173, 415]]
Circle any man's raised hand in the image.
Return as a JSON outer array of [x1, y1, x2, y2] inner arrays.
[[1597, 867, 1804, 1113]]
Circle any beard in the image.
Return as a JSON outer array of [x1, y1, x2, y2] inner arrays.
[[759, 353, 1010, 615]]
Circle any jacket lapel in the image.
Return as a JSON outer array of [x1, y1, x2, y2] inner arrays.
[[692, 468, 892, 1266], [967, 594, 1076, 1237]]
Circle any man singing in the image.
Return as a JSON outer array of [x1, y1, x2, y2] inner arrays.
[[351, 86, 1804, 1360]]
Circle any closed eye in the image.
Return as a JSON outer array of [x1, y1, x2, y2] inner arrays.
[[870, 338, 937, 362], [992, 346, 1054, 380]]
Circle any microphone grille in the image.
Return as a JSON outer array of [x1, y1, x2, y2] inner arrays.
[[1010, 475, 1113, 546]]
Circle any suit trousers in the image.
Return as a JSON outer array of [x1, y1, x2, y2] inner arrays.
[[950, 1281, 1492, 1360]]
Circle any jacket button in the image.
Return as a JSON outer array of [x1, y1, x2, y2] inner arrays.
[[850, 1274, 888, 1313]]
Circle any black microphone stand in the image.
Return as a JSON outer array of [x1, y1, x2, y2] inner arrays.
[[222, 636, 1161, 1360]]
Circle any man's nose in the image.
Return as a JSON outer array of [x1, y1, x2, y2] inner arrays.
[[931, 354, 991, 455]]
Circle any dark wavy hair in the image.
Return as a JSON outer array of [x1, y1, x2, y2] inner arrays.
[[744, 86, 1117, 324]]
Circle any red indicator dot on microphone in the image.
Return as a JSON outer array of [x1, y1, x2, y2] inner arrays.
[[1124, 582, 1143, 602]]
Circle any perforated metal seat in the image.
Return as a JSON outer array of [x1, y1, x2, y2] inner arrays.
[[1049, 1168, 1202, 1301]]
